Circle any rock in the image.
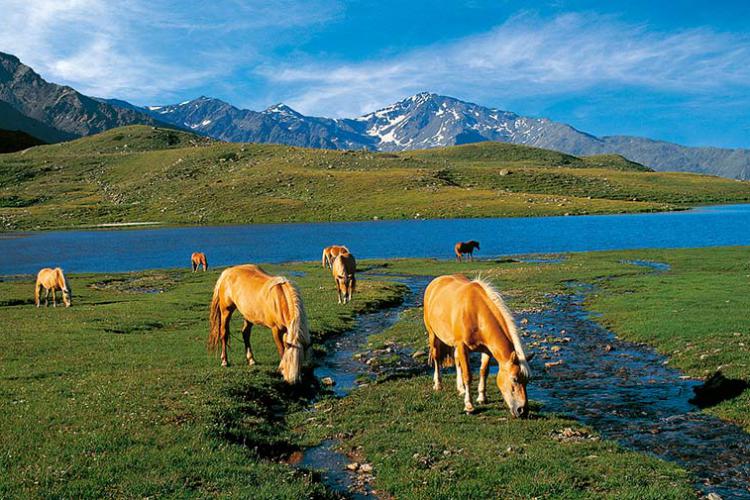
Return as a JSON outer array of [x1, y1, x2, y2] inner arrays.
[[550, 346, 561, 353], [346, 462, 359, 471], [545, 360, 564, 368], [411, 350, 426, 359], [499, 169, 510, 176], [603, 344, 613, 353], [359, 463, 373, 473], [520, 318, 529, 325], [321, 377, 336, 387], [706, 493, 723, 500]]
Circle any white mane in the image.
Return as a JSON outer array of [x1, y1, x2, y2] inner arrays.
[[471, 277, 531, 379]]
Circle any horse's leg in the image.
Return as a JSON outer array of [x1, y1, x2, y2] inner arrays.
[[477, 353, 490, 404], [220, 310, 232, 367], [455, 345, 474, 413], [433, 358, 442, 391], [52, 288, 57, 307], [44, 288, 49, 307], [271, 327, 285, 359], [455, 347, 465, 395], [241, 320, 255, 366]]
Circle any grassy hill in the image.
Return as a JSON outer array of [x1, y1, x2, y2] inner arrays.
[[1, 125, 749, 230]]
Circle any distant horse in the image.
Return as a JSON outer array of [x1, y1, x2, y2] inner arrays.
[[424, 274, 533, 416], [35, 268, 71, 307], [332, 251, 356, 304], [454, 241, 480, 262], [191, 252, 208, 272], [208, 264, 311, 384], [322, 245, 349, 269]]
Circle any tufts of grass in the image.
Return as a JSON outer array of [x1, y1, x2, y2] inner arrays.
[[2, 126, 750, 231]]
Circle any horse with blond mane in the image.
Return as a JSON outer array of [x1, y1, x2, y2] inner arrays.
[[208, 264, 311, 384], [331, 251, 356, 304], [454, 241, 480, 262], [322, 245, 349, 269], [191, 252, 208, 272], [35, 267, 71, 307], [424, 274, 533, 416]]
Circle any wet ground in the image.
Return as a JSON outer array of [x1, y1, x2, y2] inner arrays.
[[299, 266, 750, 499]]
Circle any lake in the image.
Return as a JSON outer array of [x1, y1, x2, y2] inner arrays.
[[3, 204, 749, 274]]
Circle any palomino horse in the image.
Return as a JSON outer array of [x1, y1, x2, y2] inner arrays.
[[454, 241, 480, 262], [424, 274, 533, 416], [331, 251, 356, 304], [208, 264, 311, 384], [35, 268, 71, 307], [191, 252, 208, 272], [322, 245, 349, 269]]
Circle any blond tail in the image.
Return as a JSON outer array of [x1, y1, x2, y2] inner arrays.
[[207, 279, 223, 352]]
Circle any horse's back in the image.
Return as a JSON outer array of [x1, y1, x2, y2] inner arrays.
[[36, 268, 57, 287], [425, 275, 495, 344], [333, 252, 356, 276], [218, 264, 288, 323]]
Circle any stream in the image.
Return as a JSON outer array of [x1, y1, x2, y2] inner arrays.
[[298, 266, 750, 499]]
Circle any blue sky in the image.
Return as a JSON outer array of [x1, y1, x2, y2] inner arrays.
[[2, 0, 750, 148]]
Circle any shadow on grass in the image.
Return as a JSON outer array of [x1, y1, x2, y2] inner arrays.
[[689, 371, 749, 409]]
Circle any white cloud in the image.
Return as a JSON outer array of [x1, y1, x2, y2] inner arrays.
[[258, 12, 750, 117], [0, 0, 340, 102]]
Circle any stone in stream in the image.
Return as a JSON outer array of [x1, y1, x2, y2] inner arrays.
[[411, 350, 426, 359], [321, 377, 336, 387], [346, 462, 359, 471]]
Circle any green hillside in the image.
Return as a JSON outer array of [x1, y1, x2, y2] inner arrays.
[[1, 125, 749, 230]]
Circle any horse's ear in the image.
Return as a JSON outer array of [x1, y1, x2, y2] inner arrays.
[[510, 351, 518, 363], [526, 352, 535, 362]]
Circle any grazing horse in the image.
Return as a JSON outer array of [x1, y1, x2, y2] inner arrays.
[[191, 252, 208, 272], [35, 268, 71, 307], [331, 251, 356, 304], [454, 241, 480, 262], [322, 245, 349, 269], [424, 274, 533, 416], [208, 264, 311, 384]]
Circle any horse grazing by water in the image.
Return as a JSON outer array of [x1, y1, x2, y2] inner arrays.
[[322, 245, 349, 269], [332, 251, 356, 304], [35, 268, 71, 307], [191, 252, 208, 272], [208, 264, 311, 384], [424, 274, 533, 416], [454, 241, 480, 262]]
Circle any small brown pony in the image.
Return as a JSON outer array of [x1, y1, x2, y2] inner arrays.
[[35, 268, 71, 307], [191, 252, 208, 272], [424, 274, 533, 416], [322, 245, 349, 269], [208, 264, 311, 384], [454, 241, 480, 262], [331, 251, 356, 304]]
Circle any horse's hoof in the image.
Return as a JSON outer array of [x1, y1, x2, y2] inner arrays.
[[434, 383, 442, 391], [464, 404, 475, 414], [221, 361, 228, 367], [247, 359, 256, 367], [476, 396, 486, 405]]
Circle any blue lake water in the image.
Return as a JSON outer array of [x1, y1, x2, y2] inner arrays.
[[2, 204, 749, 274]]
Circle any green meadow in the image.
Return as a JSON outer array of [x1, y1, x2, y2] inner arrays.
[[3, 247, 748, 497], [2, 125, 750, 231]]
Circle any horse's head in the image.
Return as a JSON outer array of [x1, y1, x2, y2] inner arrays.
[[471, 241, 480, 250], [497, 351, 532, 418]]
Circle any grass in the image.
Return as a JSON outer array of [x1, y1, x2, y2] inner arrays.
[[2, 247, 748, 498], [295, 247, 749, 498], [2, 125, 750, 230], [0, 262, 405, 498]]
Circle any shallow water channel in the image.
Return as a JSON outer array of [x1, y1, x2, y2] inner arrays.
[[299, 268, 750, 499]]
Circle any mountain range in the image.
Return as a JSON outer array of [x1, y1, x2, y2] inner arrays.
[[1, 50, 749, 179]]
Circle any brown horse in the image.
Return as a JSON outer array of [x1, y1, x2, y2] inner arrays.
[[424, 274, 533, 416], [208, 264, 311, 384], [35, 268, 71, 307], [191, 252, 208, 272], [322, 245, 349, 269], [331, 251, 356, 304], [454, 241, 480, 262]]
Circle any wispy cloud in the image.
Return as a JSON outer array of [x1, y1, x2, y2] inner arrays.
[[258, 12, 750, 116], [0, 0, 341, 102]]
